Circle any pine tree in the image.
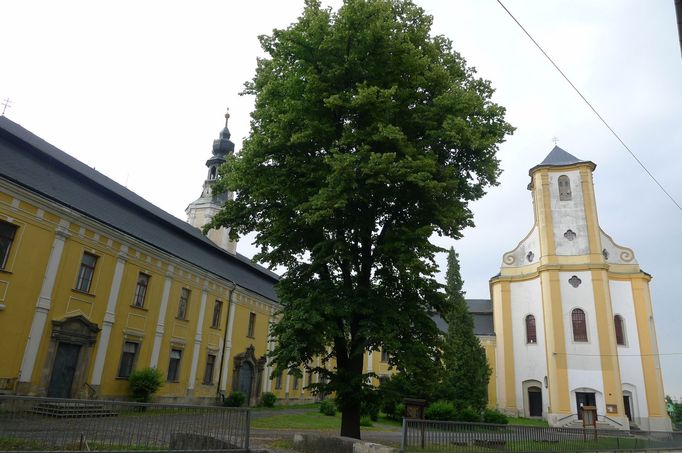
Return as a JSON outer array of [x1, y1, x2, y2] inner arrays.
[[440, 247, 491, 411]]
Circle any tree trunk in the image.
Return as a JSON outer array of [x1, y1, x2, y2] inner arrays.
[[340, 399, 362, 439]]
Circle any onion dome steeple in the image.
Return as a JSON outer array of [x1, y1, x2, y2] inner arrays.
[[185, 109, 237, 254]]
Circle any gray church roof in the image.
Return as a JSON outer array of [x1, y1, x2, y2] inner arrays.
[[0, 116, 279, 301], [529, 146, 596, 175], [431, 299, 495, 337]]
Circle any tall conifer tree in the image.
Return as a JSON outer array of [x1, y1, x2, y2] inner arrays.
[[440, 247, 491, 411]]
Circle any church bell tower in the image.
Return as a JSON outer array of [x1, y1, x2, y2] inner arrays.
[[186, 110, 237, 254]]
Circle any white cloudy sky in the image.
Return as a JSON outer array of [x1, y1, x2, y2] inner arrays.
[[2, 1, 681, 398]]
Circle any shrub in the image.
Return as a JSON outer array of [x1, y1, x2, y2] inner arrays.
[[128, 367, 163, 403], [261, 392, 277, 408], [224, 391, 246, 407], [457, 407, 482, 422], [483, 408, 509, 424], [319, 399, 337, 416], [361, 390, 381, 421], [425, 400, 457, 421], [360, 415, 373, 427], [393, 403, 405, 420]]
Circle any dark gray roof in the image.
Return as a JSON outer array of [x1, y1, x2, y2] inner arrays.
[[0, 116, 279, 301], [529, 146, 596, 175], [431, 299, 495, 336]]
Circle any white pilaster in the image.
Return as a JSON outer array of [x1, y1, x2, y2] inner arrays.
[[18, 222, 69, 384], [366, 350, 374, 384], [150, 268, 174, 368], [91, 248, 128, 386], [187, 287, 208, 391], [219, 293, 237, 392]]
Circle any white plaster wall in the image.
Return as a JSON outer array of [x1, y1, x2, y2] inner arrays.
[[560, 271, 605, 414], [610, 279, 648, 420], [600, 230, 637, 264], [549, 170, 590, 256], [502, 226, 540, 267], [510, 278, 548, 416]]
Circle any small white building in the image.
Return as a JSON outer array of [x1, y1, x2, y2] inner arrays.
[[490, 146, 671, 431]]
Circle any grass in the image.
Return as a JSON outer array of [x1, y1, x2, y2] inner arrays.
[[252, 411, 342, 430], [268, 438, 295, 449], [0, 436, 159, 451], [507, 416, 549, 427], [252, 402, 320, 411]]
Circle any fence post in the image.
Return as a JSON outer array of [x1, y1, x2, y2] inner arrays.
[[245, 408, 251, 451], [401, 418, 407, 453]]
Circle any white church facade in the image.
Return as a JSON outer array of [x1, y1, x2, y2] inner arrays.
[[490, 146, 671, 431]]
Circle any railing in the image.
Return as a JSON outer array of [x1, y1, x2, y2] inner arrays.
[[0, 395, 250, 451], [401, 418, 682, 452]]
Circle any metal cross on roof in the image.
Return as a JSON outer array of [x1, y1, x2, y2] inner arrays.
[[552, 136, 559, 145], [1, 98, 11, 116]]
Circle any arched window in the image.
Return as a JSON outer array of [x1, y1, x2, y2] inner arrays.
[[558, 175, 572, 201], [572, 308, 588, 342], [614, 315, 626, 346], [526, 315, 537, 344]]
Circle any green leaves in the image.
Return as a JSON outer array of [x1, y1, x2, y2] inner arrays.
[[209, 0, 511, 438]]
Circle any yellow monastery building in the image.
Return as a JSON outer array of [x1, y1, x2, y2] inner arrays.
[[0, 114, 668, 431]]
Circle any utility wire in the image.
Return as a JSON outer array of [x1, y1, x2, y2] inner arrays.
[[495, 0, 682, 212]]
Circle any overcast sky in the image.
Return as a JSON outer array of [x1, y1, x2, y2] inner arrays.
[[2, 1, 681, 398]]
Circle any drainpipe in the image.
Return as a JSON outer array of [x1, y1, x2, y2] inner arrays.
[[217, 284, 238, 400]]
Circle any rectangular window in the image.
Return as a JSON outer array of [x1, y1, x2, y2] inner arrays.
[[177, 288, 190, 319], [133, 273, 150, 308], [203, 354, 216, 385], [167, 348, 182, 382], [211, 300, 223, 328], [275, 374, 282, 390], [293, 375, 299, 390], [0, 220, 18, 270], [380, 350, 389, 363], [118, 341, 139, 378], [247, 312, 256, 337], [75, 252, 98, 293]]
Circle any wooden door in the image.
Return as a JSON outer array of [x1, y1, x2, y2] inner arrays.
[[47, 343, 81, 398]]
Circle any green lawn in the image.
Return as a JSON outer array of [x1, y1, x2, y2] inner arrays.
[[507, 416, 549, 427], [252, 410, 342, 430], [251, 402, 320, 411]]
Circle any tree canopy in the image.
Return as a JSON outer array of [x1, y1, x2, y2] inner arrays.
[[209, 0, 512, 438]]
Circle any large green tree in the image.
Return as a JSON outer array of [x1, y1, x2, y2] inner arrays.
[[209, 0, 512, 438], [439, 247, 491, 411]]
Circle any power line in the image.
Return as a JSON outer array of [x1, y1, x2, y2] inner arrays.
[[495, 0, 682, 212]]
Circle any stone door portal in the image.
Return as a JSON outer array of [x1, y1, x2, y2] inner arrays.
[[47, 343, 81, 398]]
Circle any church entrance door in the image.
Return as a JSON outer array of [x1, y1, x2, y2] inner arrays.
[[528, 386, 542, 417], [575, 392, 596, 420], [623, 395, 633, 421], [47, 342, 81, 398], [238, 362, 253, 403]]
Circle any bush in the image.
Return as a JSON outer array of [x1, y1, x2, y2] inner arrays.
[[361, 389, 381, 421], [224, 391, 246, 407], [457, 406, 482, 422], [360, 415, 373, 427], [261, 392, 277, 408], [425, 400, 457, 421], [319, 399, 337, 416], [483, 408, 508, 425], [128, 367, 163, 403], [393, 403, 405, 420]]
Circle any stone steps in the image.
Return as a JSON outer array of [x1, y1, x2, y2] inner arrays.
[[31, 402, 118, 418]]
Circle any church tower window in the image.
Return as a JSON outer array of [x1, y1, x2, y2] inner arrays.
[[526, 315, 537, 344], [558, 175, 572, 201], [571, 308, 588, 342], [614, 315, 626, 346]]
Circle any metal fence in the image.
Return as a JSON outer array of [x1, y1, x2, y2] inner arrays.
[[0, 395, 250, 451], [401, 419, 682, 452]]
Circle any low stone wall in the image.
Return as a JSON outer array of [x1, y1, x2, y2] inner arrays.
[[292, 432, 398, 453]]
